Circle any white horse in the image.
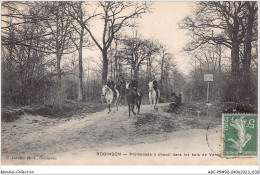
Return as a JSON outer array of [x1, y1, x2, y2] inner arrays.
[[101, 85, 119, 113], [148, 81, 160, 110]]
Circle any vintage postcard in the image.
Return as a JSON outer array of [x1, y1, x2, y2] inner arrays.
[[1, 1, 258, 167]]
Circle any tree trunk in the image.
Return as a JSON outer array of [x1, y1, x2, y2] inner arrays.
[[130, 55, 134, 79], [102, 50, 108, 85], [218, 45, 222, 75], [130, 66, 133, 79], [115, 40, 118, 82], [109, 46, 113, 79], [161, 58, 164, 85], [230, 17, 240, 77], [110, 57, 113, 79], [78, 27, 84, 101], [146, 59, 149, 80], [230, 42, 240, 76], [134, 67, 139, 80], [148, 57, 151, 81], [229, 17, 240, 101], [242, 2, 256, 100], [165, 65, 169, 101], [118, 63, 122, 79], [57, 53, 62, 81], [229, 41, 240, 101]]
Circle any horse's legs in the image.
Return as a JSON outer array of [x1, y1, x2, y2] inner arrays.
[[151, 96, 154, 108], [132, 103, 136, 115], [154, 98, 158, 111], [149, 94, 153, 107], [123, 94, 126, 105], [153, 97, 156, 109], [128, 103, 131, 118], [157, 90, 160, 104], [136, 99, 140, 115], [122, 94, 126, 106], [116, 99, 118, 111], [108, 104, 111, 113], [117, 94, 121, 107], [139, 98, 142, 114], [120, 95, 122, 107]]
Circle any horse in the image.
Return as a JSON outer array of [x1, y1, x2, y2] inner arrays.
[[101, 85, 120, 113], [148, 81, 160, 110], [125, 82, 142, 117]]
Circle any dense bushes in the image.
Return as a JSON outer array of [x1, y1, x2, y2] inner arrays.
[[184, 70, 257, 105]]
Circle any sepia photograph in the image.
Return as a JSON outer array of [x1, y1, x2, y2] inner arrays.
[[1, 0, 258, 170]]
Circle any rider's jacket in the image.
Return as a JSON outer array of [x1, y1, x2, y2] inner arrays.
[[130, 79, 138, 89], [153, 80, 158, 89], [107, 80, 115, 89]]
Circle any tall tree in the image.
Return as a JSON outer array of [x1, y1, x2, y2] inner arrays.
[[180, 2, 246, 76], [76, 2, 151, 84], [161, 52, 174, 100], [1, 2, 52, 104], [241, 2, 258, 95], [180, 1, 258, 101], [120, 35, 159, 79], [66, 2, 96, 101], [44, 1, 74, 81]]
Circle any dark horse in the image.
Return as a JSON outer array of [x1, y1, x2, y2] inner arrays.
[[125, 82, 142, 117]]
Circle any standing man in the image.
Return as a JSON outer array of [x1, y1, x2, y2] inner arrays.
[[107, 76, 117, 98], [152, 76, 159, 99]]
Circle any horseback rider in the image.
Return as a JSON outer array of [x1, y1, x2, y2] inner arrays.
[[152, 76, 159, 99], [130, 78, 139, 95], [107, 76, 117, 98]]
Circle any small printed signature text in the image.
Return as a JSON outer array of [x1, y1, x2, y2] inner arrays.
[[5, 155, 57, 161]]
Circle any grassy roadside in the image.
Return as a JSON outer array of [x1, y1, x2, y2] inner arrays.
[[2, 100, 108, 122]]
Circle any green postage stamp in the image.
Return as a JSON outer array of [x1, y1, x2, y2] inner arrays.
[[222, 114, 258, 157]]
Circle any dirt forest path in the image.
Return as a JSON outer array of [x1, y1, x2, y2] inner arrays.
[[2, 103, 257, 165]]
